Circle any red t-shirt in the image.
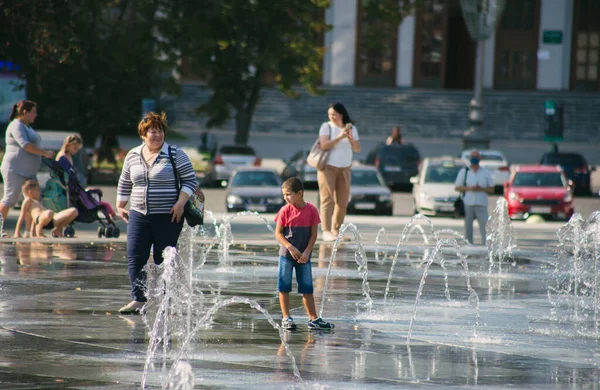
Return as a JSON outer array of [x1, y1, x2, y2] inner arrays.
[[274, 202, 321, 258]]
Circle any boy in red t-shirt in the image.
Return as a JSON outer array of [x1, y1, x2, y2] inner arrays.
[[275, 177, 335, 331]]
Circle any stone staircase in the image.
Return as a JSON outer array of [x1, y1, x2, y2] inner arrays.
[[167, 84, 600, 142]]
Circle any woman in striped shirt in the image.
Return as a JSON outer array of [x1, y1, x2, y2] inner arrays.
[[116, 112, 196, 314]]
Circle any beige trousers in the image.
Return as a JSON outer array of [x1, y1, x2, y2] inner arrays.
[[317, 165, 351, 233]]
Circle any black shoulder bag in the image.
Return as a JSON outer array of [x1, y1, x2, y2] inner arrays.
[[168, 145, 205, 227], [453, 167, 469, 218]]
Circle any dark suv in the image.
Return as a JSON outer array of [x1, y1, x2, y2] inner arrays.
[[539, 152, 595, 195], [365, 143, 421, 190]]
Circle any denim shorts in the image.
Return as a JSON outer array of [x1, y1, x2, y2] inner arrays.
[[277, 256, 314, 294]]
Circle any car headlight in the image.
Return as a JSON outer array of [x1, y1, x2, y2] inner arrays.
[[508, 191, 522, 202], [267, 197, 284, 205], [226, 194, 243, 205], [563, 192, 573, 202], [419, 192, 432, 201], [378, 194, 391, 202]]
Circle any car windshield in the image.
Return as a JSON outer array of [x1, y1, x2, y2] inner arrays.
[[480, 153, 504, 161], [424, 163, 463, 184], [462, 152, 504, 161], [351, 170, 385, 186], [230, 171, 280, 187], [512, 172, 565, 187], [380, 147, 420, 163], [220, 146, 256, 155], [541, 153, 586, 166]]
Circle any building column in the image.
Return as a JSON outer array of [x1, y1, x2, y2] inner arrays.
[[483, 33, 496, 88], [537, 0, 573, 90], [323, 0, 358, 86], [396, 15, 415, 87]]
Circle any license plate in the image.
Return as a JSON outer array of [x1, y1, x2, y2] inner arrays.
[[530, 206, 551, 214], [354, 202, 376, 210], [247, 205, 266, 212], [383, 166, 402, 172], [438, 205, 454, 212]]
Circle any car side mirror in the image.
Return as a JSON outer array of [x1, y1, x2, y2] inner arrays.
[[410, 176, 419, 184]]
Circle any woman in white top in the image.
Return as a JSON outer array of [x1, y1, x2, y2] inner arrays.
[[317, 102, 361, 242]]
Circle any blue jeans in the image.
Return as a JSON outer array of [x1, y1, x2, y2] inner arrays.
[[127, 210, 183, 302], [277, 256, 314, 294]]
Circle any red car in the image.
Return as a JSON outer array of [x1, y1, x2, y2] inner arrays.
[[503, 165, 574, 220]]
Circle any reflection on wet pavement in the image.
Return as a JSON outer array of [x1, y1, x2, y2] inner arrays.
[[0, 239, 598, 389]]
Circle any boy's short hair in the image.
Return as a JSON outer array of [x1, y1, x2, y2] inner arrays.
[[282, 177, 304, 194], [22, 179, 40, 193]]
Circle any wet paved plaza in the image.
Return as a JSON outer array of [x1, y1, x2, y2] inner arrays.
[[0, 214, 599, 389]]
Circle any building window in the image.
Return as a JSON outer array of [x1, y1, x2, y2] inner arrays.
[[413, 0, 447, 88], [355, 0, 398, 87], [494, 0, 539, 90], [571, 0, 600, 90]]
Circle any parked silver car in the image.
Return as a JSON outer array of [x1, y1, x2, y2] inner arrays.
[[225, 167, 284, 213], [209, 145, 261, 187], [410, 156, 466, 216]]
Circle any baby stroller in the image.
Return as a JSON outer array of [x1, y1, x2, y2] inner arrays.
[[41, 158, 120, 238]]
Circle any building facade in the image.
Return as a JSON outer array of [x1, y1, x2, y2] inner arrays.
[[323, 0, 600, 92]]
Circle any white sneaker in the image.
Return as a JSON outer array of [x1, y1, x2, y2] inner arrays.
[[322, 231, 337, 242]]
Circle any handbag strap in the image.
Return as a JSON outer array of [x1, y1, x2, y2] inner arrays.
[[167, 145, 181, 192], [460, 167, 469, 198]]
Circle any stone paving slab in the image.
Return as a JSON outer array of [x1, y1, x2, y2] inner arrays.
[[0, 214, 598, 389]]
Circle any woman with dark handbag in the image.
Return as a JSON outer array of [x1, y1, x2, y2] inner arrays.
[[115, 112, 196, 314], [316, 102, 361, 242]]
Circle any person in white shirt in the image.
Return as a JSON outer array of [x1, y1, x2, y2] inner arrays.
[[454, 150, 494, 245], [317, 102, 361, 242]]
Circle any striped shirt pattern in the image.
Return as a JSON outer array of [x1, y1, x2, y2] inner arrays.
[[117, 142, 197, 215]]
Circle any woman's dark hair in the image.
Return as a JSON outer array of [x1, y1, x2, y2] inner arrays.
[[329, 102, 352, 125], [9, 100, 37, 121]]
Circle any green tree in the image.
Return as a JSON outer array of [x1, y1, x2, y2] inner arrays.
[[0, 0, 166, 144], [159, 0, 330, 145]]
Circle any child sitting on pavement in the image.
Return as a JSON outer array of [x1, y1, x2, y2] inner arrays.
[[15, 180, 78, 238], [274, 177, 335, 331]]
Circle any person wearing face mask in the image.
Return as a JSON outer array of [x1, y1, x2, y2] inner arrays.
[[454, 150, 494, 245]]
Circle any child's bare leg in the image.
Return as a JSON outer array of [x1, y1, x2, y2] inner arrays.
[[52, 208, 78, 236], [302, 293, 318, 320], [36, 210, 54, 237], [279, 292, 291, 319]]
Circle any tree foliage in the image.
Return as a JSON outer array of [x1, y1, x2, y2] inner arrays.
[[158, 0, 331, 144], [0, 0, 165, 144]]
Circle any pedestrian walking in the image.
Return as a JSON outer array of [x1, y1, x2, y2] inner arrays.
[[116, 112, 196, 314], [317, 102, 361, 242], [454, 150, 494, 245], [0, 100, 56, 237]]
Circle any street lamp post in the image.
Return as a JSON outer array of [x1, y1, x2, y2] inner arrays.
[[459, 0, 506, 151]]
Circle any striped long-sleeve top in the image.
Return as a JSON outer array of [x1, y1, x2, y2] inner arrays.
[[116, 142, 197, 215]]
